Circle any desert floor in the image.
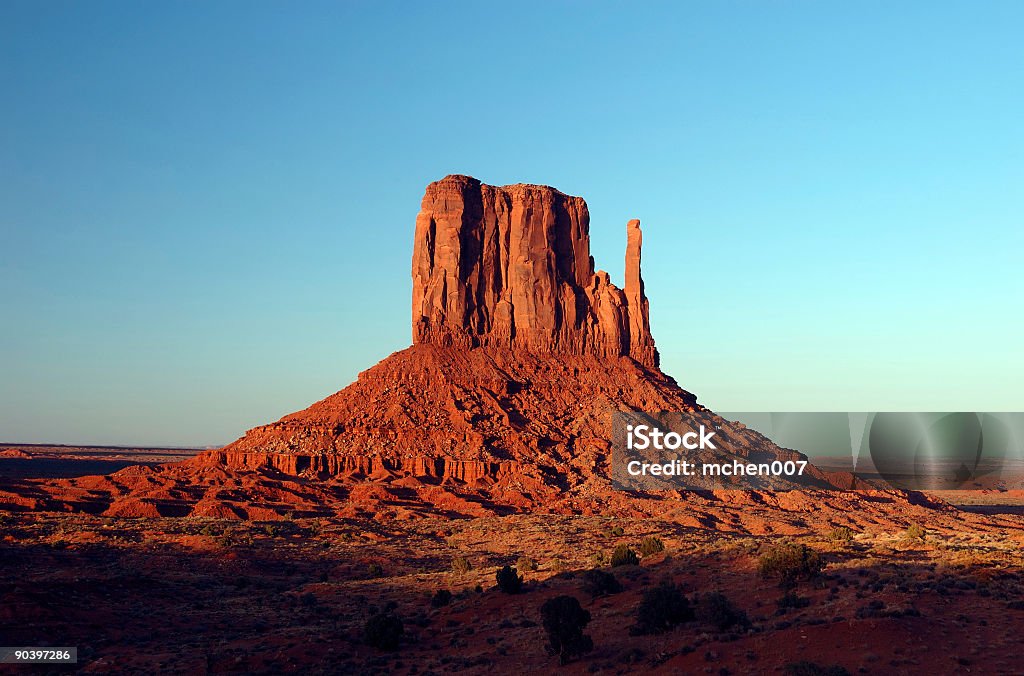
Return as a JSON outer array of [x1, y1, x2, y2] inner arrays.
[[2, 447, 1024, 675]]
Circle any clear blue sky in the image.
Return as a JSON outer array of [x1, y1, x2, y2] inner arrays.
[[2, 1, 1021, 446]]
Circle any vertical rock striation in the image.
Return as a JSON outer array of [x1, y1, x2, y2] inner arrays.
[[411, 175, 659, 368]]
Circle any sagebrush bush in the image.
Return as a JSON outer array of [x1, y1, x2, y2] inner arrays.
[[630, 582, 693, 635], [777, 591, 811, 609], [695, 592, 749, 631], [496, 565, 523, 594], [759, 543, 823, 585], [610, 544, 639, 567], [638, 536, 665, 556], [540, 595, 593, 664], [430, 589, 452, 608], [904, 524, 927, 541], [827, 526, 853, 543], [517, 555, 538, 572], [364, 612, 403, 651], [783, 661, 850, 676], [451, 556, 472, 574], [581, 569, 622, 598]]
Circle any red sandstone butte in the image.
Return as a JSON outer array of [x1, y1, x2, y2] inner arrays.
[[189, 175, 868, 494], [411, 175, 659, 368], [0, 174, 881, 519]]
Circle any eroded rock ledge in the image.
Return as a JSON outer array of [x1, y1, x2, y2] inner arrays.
[[198, 451, 517, 482]]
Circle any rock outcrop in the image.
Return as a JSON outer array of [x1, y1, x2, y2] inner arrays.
[[197, 175, 870, 494], [411, 175, 659, 368], [0, 174, 887, 523]]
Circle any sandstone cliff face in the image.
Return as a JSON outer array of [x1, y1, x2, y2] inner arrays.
[[411, 175, 659, 368]]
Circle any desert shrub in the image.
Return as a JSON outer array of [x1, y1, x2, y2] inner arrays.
[[638, 536, 665, 556], [827, 526, 853, 543], [607, 525, 625, 537], [367, 563, 384, 578], [540, 595, 593, 664], [777, 591, 811, 609], [451, 556, 473, 574], [630, 582, 693, 635], [517, 555, 538, 572], [695, 592, 749, 631], [364, 612, 403, 651], [855, 599, 886, 619], [904, 524, 927, 541], [216, 534, 235, 548], [263, 523, 281, 537], [759, 543, 823, 585], [581, 569, 622, 598], [783, 661, 850, 676], [430, 589, 452, 608], [496, 565, 523, 594], [610, 544, 639, 567], [591, 551, 606, 567]]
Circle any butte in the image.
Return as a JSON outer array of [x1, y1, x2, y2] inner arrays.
[[5, 175, 887, 522]]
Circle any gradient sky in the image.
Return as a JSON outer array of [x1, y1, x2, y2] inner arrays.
[[2, 1, 1022, 446]]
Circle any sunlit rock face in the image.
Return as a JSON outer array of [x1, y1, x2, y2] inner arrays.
[[411, 174, 658, 368]]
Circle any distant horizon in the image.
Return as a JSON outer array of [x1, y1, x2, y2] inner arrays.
[[3, 1, 1022, 446], [1, 441, 214, 450]]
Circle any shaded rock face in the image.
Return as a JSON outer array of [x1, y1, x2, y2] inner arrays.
[[412, 175, 659, 368]]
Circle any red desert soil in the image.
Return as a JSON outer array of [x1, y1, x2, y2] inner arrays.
[[2, 176, 1022, 674], [2, 509, 1024, 674]]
